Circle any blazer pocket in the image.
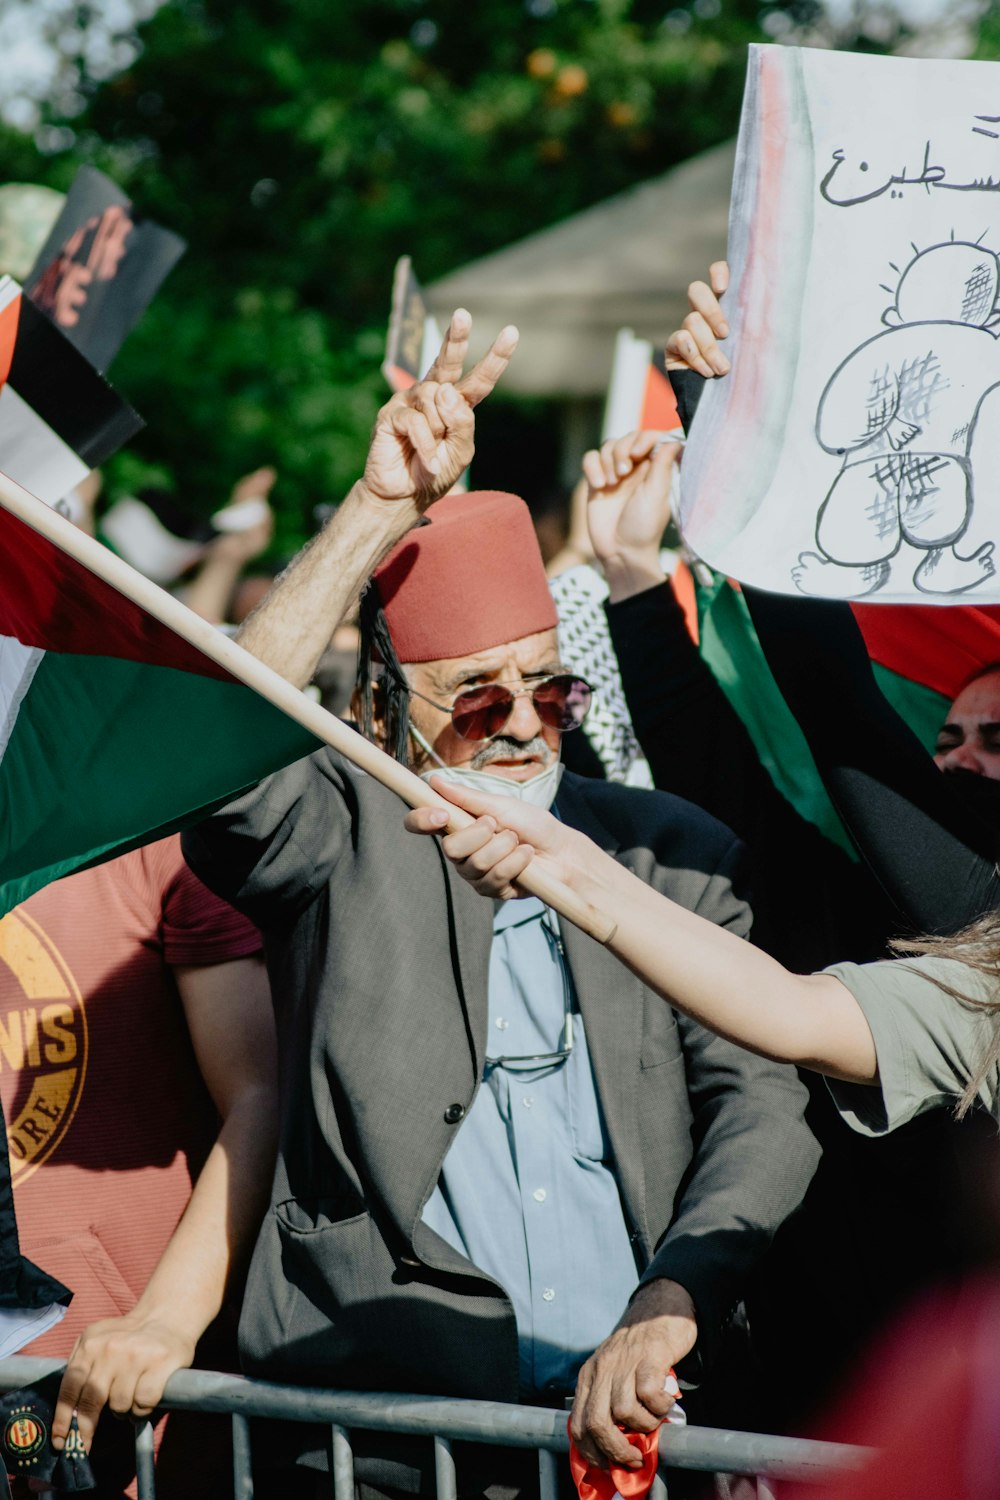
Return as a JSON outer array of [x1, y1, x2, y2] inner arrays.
[[274, 1195, 378, 1318], [247, 1198, 379, 1381], [640, 1015, 683, 1071], [275, 1194, 368, 1236], [273, 1198, 381, 1329]]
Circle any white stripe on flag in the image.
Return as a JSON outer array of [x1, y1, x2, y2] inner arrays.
[[0, 387, 89, 506], [0, 635, 43, 760]]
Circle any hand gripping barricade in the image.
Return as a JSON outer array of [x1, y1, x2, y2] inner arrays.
[[0, 1359, 869, 1500]]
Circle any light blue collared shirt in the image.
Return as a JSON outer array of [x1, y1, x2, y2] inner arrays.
[[421, 896, 640, 1395]]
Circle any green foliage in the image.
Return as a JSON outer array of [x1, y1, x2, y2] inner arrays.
[[0, 0, 963, 549], [972, 2, 1000, 59]]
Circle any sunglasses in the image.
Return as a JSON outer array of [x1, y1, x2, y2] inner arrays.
[[408, 672, 593, 742]]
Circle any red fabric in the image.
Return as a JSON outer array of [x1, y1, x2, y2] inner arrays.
[[0, 499, 233, 680], [0, 835, 260, 1349], [374, 491, 557, 663], [851, 601, 1000, 701], [0, 292, 19, 389], [640, 363, 679, 433], [0, 836, 260, 1497], [672, 561, 699, 645], [783, 1279, 1000, 1500], [568, 1423, 660, 1500]]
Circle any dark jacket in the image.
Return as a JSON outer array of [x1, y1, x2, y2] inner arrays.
[[183, 754, 818, 1410], [604, 580, 889, 971]]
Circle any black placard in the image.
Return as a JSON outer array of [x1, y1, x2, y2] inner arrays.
[[24, 166, 185, 373]]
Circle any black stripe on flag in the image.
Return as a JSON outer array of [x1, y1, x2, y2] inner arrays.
[[7, 295, 143, 468]]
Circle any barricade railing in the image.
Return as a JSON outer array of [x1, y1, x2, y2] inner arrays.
[[0, 1357, 872, 1500]]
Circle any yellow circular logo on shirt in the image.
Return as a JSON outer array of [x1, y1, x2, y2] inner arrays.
[[0, 910, 89, 1187], [4, 1412, 45, 1457]]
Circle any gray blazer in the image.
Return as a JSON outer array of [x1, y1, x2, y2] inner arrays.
[[183, 752, 818, 1407]]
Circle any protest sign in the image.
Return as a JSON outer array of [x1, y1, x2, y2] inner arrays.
[[0, 276, 142, 505], [680, 45, 1000, 604], [602, 328, 679, 442], [383, 255, 443, 391], [24, 166, 185, 373]]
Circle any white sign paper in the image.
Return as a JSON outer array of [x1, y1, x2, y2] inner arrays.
[[680, 45, 1000, 603]]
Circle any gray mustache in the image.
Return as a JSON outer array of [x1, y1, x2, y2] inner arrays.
[[471, 736, 554, 771]]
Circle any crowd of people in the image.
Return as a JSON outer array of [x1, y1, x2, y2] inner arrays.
[[5, 264, 1000, 1500]]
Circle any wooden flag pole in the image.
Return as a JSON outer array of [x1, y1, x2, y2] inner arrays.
[[0, 472, 618, 945]]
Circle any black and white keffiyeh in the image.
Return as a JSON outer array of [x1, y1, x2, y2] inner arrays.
[[549, 564, 653, 788]]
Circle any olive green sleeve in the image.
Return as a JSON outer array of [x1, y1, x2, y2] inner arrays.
[[823, 955, 999, 1135]]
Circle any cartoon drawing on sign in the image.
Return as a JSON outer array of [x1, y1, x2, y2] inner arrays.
[[793, 237, 1000, 598]]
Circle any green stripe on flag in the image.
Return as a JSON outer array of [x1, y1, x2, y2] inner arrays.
[[0, 649, 319, 914], [695, 576, 950, 860], [872, 663, 948, 758]]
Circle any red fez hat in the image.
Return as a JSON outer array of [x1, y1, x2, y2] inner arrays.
[[372, 491, 557, 664]]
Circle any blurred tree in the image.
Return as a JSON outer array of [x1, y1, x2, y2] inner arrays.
[[0, 0, 987, 546]]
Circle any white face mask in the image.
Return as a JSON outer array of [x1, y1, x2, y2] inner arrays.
[[410, 725, 564, 811]]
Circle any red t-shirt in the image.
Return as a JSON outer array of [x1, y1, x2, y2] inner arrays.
[[0, 835, 262, 1355]]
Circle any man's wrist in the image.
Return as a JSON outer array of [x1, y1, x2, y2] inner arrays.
[[628, 1276, 697, 1325], [349, 478, 422, 538]]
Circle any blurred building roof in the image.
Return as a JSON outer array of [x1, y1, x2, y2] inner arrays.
[[427, 139, 735, 398]]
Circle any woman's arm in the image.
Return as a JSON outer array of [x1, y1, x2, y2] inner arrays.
[[51, 955, 278, 1451], [406, 781, 878, 1084]]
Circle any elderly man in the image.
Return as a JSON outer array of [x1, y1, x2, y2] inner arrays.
[[183, 314, 818, 1495]]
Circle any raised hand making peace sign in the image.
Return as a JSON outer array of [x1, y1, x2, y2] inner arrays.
[[236, 308, 519, 689], [362, 310, 519, 509]]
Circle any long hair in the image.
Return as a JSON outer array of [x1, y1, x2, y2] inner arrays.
[[891, 914, 1000, 1116], [356, 582, 411, 763]]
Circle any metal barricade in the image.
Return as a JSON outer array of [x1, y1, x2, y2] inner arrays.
[[0, 1357, 871, 1500]]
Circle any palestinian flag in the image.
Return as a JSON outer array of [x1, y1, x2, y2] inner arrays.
[[0, 275, 142, 505], [602, 328, 680, 443], [852, 601, 1000, 705], [0, 476, 319, 917], [694, 575, 985, 856]]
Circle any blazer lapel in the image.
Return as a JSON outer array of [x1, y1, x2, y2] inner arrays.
[[430, 833, 494, 1077], [555, 778, 649, 1248]]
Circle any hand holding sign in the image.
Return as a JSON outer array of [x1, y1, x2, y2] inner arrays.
[[583, 431, 680, 604], [664, 262, 730, 379], [361, 310, 519, 510]]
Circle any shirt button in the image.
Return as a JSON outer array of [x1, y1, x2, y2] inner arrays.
[[443, 1103, 466, 1124], [542, 1288, 556, 1302], [533, 1188, 547, 1203], [522, 1097, 534, 1109], [495, 1018, 509, 1030]]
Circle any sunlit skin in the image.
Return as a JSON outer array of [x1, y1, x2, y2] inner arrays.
[[403, 627, 564, 781], [934, 669, 1000, 780]]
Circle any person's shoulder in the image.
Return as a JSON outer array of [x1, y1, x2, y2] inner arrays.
[[558, 770, 740, 855], [134, 833, 184, 883], [247, 742, 397, 803], [87, 839, 178, 916], [194, 744, 360, 834], [828, 951, 998, 1003]]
